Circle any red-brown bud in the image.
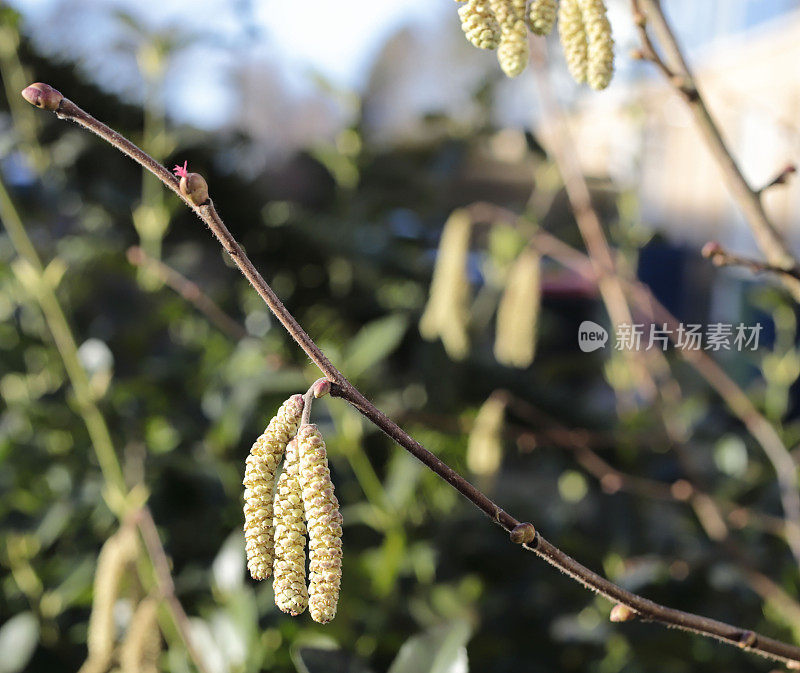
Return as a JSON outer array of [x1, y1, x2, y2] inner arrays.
[[509, 522, 536, 544], [21, 83, 63, 111]]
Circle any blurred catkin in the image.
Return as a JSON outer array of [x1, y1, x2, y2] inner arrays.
[[579, 0, 614, 89], [272, 438, 309, 616], [491, 0, 529, 77], [419, 209, 472, 360], [243, 394, 304, 580], [119, 598, 161, 673], [558, 0, 588, 83], [494, 248, 541, 368], [467, 394, 507, 476], [82, 527, 139, 673], [298, 424, 343, 624], [527, 0, 557, 36], [458, 0, 501, 50]]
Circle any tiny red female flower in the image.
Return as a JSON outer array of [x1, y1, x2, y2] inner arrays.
[[173, 161, 189, 179]]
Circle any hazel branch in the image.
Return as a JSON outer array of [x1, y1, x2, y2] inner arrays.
[[22, 82, 800, 668], [702, 241, 800, 282]]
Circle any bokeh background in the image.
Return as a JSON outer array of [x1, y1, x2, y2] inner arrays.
[[3, 1, 800, 671]]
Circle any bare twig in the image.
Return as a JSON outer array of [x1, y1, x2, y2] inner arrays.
[[25, 84, 800, 667], [631, 0, 800, 300], [701, 240, 800, 282], [126, 245, 248, 340]]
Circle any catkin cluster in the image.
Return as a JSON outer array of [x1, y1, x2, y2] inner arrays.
[[454, 0, 614, 88], [242, 395, 343, 623]]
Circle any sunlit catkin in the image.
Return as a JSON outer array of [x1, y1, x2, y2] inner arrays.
[[243, 394, 304, 580], [84, 527, 139, 672], [467, 393, 506, 476], [494, 248, 541, 368], [579, 0, 614, 90], [458, 0, 501, 50], [490, 0, 529, 77], [558, 0, 588, 84], [419, 209, 472, 360], [527, 0, 557, 36], [297, 424, 343, 624], [272, 438, 309, 616], [119, 598, 161, 673]]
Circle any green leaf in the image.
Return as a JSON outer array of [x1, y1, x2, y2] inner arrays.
[[343, 314, 408, 379], [0, 612, 39, 673], [388, 620, 471, 673]]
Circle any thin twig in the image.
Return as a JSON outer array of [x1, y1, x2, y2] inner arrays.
[[26, 85, 800, 667], [137, 509, 210, 673], [631, 0, 800, 299], [702, 241, 800, 282], [126, 245, 248, 340]]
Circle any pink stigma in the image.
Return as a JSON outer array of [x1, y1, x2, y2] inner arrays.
[[173, 161, 189, 178]]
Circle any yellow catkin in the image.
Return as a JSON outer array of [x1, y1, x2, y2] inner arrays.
[[419, 209, 472, 360], [491, 0, 529, 77], [272, 438, 309, 616], [579, 0, 614, 90], [494, 248, 541, 368], [83, 528, 139, 673], [467, 394, 506, 476], [458, 0, 501, 50], [297, 424, 343, 624], [558, 0, 588, 84], [119, 598, 161, 673], [527, 0, 557, 35], [243, 394, 305, 580]]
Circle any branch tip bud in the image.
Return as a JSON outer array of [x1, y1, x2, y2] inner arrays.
[[610, 604, 636, 622], [509, 522, 536, 544], [21, 82, 63, 111]]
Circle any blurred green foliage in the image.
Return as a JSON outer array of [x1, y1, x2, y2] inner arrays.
[[2, 6, 800, 673]]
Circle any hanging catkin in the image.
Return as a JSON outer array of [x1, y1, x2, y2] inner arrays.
[[458, 0, 501, 50], [243, 394, 304, 580], [527, 0, 557, 36], [272, 438, 309, 616], [467, 394, 507, 476], [419, 209, 472, 360], [491, 0, 530, 77], [558, 0, 588, 84], [81, 527, 139, 673], [580, 0, 614, 90], [297, 424, 343, 624], [494, 248, 541, 368], [119, 597, 161, 673]]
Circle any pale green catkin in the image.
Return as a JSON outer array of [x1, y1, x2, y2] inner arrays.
[[579, 0, 614, 90], [558, 0, 588, 84], [419, 209, 473, 360], [527, 0, 557, 36], [119, 598, 161, 673], [458, 0, 501, 50], [491, 0, 529, 77], [494, 248, 541, 368], [467, 394, 506, 476], [297, 424, 343, 624], [82, 528, 139, 673], [272, 438, 309, 616], [243, 394, 304, 580]]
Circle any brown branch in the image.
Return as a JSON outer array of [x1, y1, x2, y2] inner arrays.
[[126, 246, 248, 341], [23, 83, 800, 667], [631, 0, 800, 300]]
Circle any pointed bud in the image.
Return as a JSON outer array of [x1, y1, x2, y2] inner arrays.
[[509, 522, 536, 544], [609, 604, 636, 622], [313, 378, 332, 399], [21, 82, 63, 111]]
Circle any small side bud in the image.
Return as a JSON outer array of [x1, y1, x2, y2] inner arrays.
[[738, 630, 756, 648], [173, 161, 209, 205], [21, 82, 63, 111], [609, 604, 636, 622], [313, 379, 332, 399], [509, 522, 536, 544], [701, 241, 723, 260]]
